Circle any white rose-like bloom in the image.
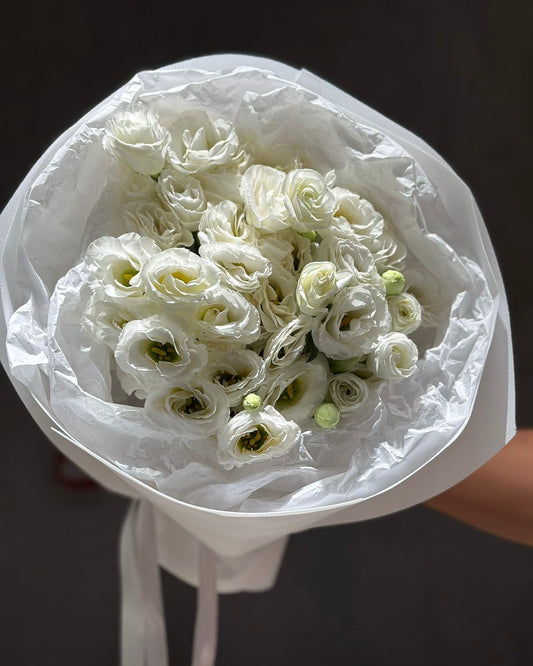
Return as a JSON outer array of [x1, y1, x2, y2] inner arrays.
[[240, 165, 290, 233], [145, 380, 230, 440], [82, 294, 151, 349], [283, 168, 337, 232], [216, 405, 302, 470], [85, 233, 161, 305], [205, 348, 266, 407], [263, 315, 313, 370], [192, 286, 261, 344], [387, 292, 422, 335], [141, 247, 220, 305], [103, 106, 170, 176], [124, 200, 194, 250], [114, 315, 207, 394], [120, 168, 157, 200], [317, 235, 381, 288], [156, 169, 207, 230], [332, 188, 385, 237], [328, 373, 370, 413], [366, 332, 418, 381], [198, 200, 254, 246], [167, 110, 244, 173], [357, 218, 407, 273], [313, 284, 391, 359], [258, 231, 314, 276], [199, 242, 271, 293], [296, 261, 346, 317], [254, 269, 298, 333], [261, 357, 329, 423]]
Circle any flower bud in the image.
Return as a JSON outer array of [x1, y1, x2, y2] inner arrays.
[[314, 403, 340, 429], [382, 270, 405, 296], [242, 394, 262, 412]]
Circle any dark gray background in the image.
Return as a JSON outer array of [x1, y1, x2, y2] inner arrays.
[[1, 1, 532, 664]]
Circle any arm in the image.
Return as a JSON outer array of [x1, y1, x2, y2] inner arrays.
[[426, 429, 533, 547]]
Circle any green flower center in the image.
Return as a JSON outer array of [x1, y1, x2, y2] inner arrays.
[[119, 266, 138, 287], [147, 341, 180, 364], [214, 372, 241, 387], [182, 396, 204, 415], [237, 424, 270, 453], [276, 379, 302, 408]]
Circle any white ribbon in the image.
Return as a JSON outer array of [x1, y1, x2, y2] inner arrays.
[[120, 500, 219, 666]]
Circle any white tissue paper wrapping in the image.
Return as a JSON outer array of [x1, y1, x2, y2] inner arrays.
[[0, 57, 513, 578], [6, 65, 496, 509]]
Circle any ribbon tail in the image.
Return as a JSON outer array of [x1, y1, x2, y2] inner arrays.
[[191, 543, 219, 666]]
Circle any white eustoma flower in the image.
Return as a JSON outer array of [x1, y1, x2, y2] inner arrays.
[[85, 233, 161, 305], [120, 168, 157, 200], [240, 165, 290, 232], [258, 230, 314, 276], [296, 261, 349, 317], [317, 235, 381, 287], [261, 357, 329, 423], [167, 110, 244, 173], [358, 218, 407, 273], [387, 292, 422, 335], [366, 332, 418, 380], [313, 284, 391, 359], [198, 200, 254, 246], [82, 294, 150, 349], [123, 200, 194, 250], [283, 168, 337, 232], [156, 169, 207, 230], [145, 380, 230, 440], [192, 286, 261, 344], [141, 247, 220, 305], [328, 373, 370, 413], [198, 166, 246, 204], [332, 188, 385, 237], [199, 242, 271, 293], [263, 315, 313, 370], [254, 269, 298, 333], [216, 405, 302, 469], [114, 314, 207, 394], [103, 106, 170, 176], [205, 348, 266, 407]]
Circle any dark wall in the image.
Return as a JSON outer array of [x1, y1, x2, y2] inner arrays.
[[1, 2, 532, 665]]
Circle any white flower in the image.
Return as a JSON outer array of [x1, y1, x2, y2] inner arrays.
[[120, 168, 157, 200], [260, 357, 329, 423], [103, 106, 170, 176], [141, 247, 220, 305], [85, 233, 160, 305], [216, 405, 302, 469], [296, 261, 346, 317], [123, 200, 194, 249], [114, 314, 207, 394], [387, 292, 422, 335], [332, 188, 384, 237], [357, 218, 407, 273], [366, 332, 418, 380], [258, 230, 314, 276], [81, 294, 149, 349], [156, 169, 207, 230], [145, 380, 230, 440], [328, 373, 370, 413], [192, 286, 261, 344], [263, 315, 313, 369], [199, 242, 271, 293], [198, 167, 245, 204], [313, 284, 391, 359], [317, 235, 381, 287], [254, 269, 298, 333], [240, 165, 290, 232], [198, 200, 254, 246], [167, 110, 244, 173], [205, 348, 266, 407], [283, 168, 337, 232]]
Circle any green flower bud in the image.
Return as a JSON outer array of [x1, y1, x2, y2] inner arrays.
[[242, 393, 262, 413], [382, 270, 405, 296], [314, 403, 340, 429]]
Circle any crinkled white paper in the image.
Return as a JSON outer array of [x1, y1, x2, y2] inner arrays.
[[5, 67, 496, 512]]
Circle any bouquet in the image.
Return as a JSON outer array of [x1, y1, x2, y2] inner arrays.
[[0, 55, 514, 665]]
